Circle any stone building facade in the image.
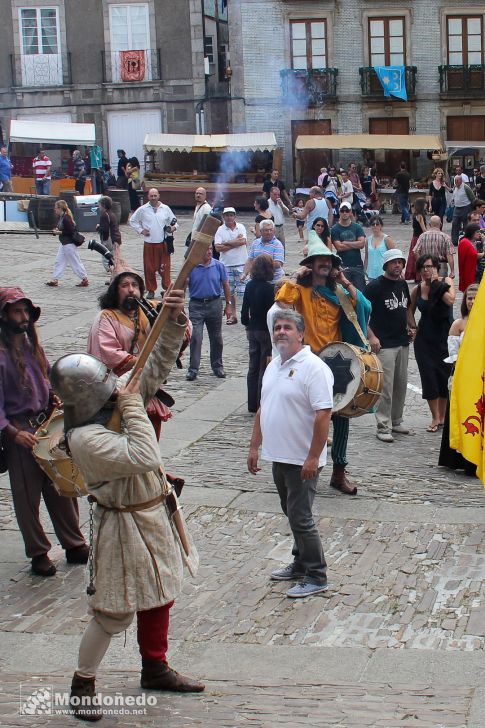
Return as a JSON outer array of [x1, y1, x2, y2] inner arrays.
[[0, 0, 231, 170], [228, 0, 485, 186]]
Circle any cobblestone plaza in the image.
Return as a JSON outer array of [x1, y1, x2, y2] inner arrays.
[[0, 213, 484, 726]]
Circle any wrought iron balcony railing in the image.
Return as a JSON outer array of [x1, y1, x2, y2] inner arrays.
[[439, 65, 485, 94], [101, 49, 161, 83], [359, 66, 417, 98], [10, 52, 72, 87], [280, 68, 338, 106]]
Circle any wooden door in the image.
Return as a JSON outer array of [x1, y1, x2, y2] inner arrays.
[[369, 117, 410, 178], [447, 115, 485, 142], [291, 119, 332, 186]]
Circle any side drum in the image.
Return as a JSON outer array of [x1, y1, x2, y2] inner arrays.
[[318, 341, 383, 418], [33, 412, 87, 497]]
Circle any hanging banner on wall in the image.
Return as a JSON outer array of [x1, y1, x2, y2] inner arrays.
[[120, 50, 146, 82], [373, 66, 407, 101]]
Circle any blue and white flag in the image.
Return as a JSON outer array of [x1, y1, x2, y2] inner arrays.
[[373, 66, 407, 101]]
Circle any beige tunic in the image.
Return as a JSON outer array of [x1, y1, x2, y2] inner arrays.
[[69, 316, 193, 614]]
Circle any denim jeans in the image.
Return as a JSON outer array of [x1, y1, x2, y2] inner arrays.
[[35, 178, 51, 195], [398, 192, 410, 222]]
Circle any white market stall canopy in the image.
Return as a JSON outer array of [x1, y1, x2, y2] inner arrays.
[[143, 132, 277, 153], [9, 120, 96, 146], [295, 134, 444, 152]]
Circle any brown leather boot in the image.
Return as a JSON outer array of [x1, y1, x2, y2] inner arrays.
[[140, 658, 205, 692], [329, 464, 357, 495], [70, 672, 102, 721]]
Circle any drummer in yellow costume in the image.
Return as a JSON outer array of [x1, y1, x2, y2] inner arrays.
[[276, 231, 372, 495]]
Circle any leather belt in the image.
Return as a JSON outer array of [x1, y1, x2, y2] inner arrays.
[[96, 493, 165, 513], [190, 295, 220, 303], [11, 409, 49, 430]]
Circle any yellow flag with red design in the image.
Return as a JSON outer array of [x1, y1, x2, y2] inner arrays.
[[450, 280, 485, 485]]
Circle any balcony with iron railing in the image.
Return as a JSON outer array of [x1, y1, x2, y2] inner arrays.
[[10, 52, 72, 87], [280, 68, 338, 106], [439, 65, 485, 95], [101, 49, 161, 84], [359, 66, 417, 98]]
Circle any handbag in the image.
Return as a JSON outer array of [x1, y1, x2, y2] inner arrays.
[[72, 230, 85, 246], [445, 204, 454, 223]]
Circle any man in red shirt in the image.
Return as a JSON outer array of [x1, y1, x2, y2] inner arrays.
[[32, 149, 52, 195]]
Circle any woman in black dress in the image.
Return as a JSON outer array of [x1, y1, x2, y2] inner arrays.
[[427, 168, 451, 221], [438, 283, 478, 475], [252, 196, 273, 238], [404, 197, 427, 281], [411, 254, 455, 432], [241, 253, 275, 413]]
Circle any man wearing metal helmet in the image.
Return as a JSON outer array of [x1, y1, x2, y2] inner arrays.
[[0, 287, 88, 577], [50, 286, 204, 721], [276, 231, 372, 496]]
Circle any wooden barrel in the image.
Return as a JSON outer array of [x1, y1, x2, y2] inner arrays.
[[107, 188, 130, 223], [111, 200, 122, 224], [58, 190, 78, 216], [27, 198, 39, 227], [37, 197, 58, 230]]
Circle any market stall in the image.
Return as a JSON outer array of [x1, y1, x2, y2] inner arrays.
[[294, 133, 445, 187], [8, 119, 96, 195], [143, 132, 278, 208], [445, 141, 485, 173]]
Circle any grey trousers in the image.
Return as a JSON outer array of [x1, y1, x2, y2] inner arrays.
[[375, 345, 409, 433], [188, 298, 223, 374], [272, 462, 327, 585], [4, 436, 86, 558]]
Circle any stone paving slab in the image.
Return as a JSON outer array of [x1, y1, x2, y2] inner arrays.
[[0, 669, 473, 727], [1, 504, 484, 654]]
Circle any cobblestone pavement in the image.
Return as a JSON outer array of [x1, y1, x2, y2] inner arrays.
[[0, 212, 484, 726]]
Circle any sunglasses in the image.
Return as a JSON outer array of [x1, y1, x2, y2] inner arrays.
[[371, 222, 381, 226]]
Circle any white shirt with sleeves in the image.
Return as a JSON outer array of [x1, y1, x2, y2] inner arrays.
[[260, 345, 334, 467], [129, 201, 178, 244]]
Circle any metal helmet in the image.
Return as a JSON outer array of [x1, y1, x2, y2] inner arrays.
[[50, 353, 118, 430]]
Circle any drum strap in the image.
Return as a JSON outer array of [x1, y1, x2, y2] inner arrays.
[[335, 287, 371, 352]]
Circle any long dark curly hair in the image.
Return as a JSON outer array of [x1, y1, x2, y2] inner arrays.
[[0, 314, 49, 391], [99, 273, 145, 310]]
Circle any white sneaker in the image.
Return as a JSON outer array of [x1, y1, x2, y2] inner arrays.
[[392, 424, 412, 434], [376, 432, 394, 443]]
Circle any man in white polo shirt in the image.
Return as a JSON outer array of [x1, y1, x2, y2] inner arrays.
[[214, 207, 248, 324], [247, 309, 333, 599]]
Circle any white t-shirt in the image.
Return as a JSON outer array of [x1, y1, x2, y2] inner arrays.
[[341, 180, 353, 201], [260, 345, 334, 467], [192, 201, 212, 235], [267, 198, 284, 226], [214, 222, 248, 266]]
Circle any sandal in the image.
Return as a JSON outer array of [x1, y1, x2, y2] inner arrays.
[[45, 280, 58, 287], [76, 278, 89, 287], [226, 316, 238, 325], [427, 424, 439, 433]]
